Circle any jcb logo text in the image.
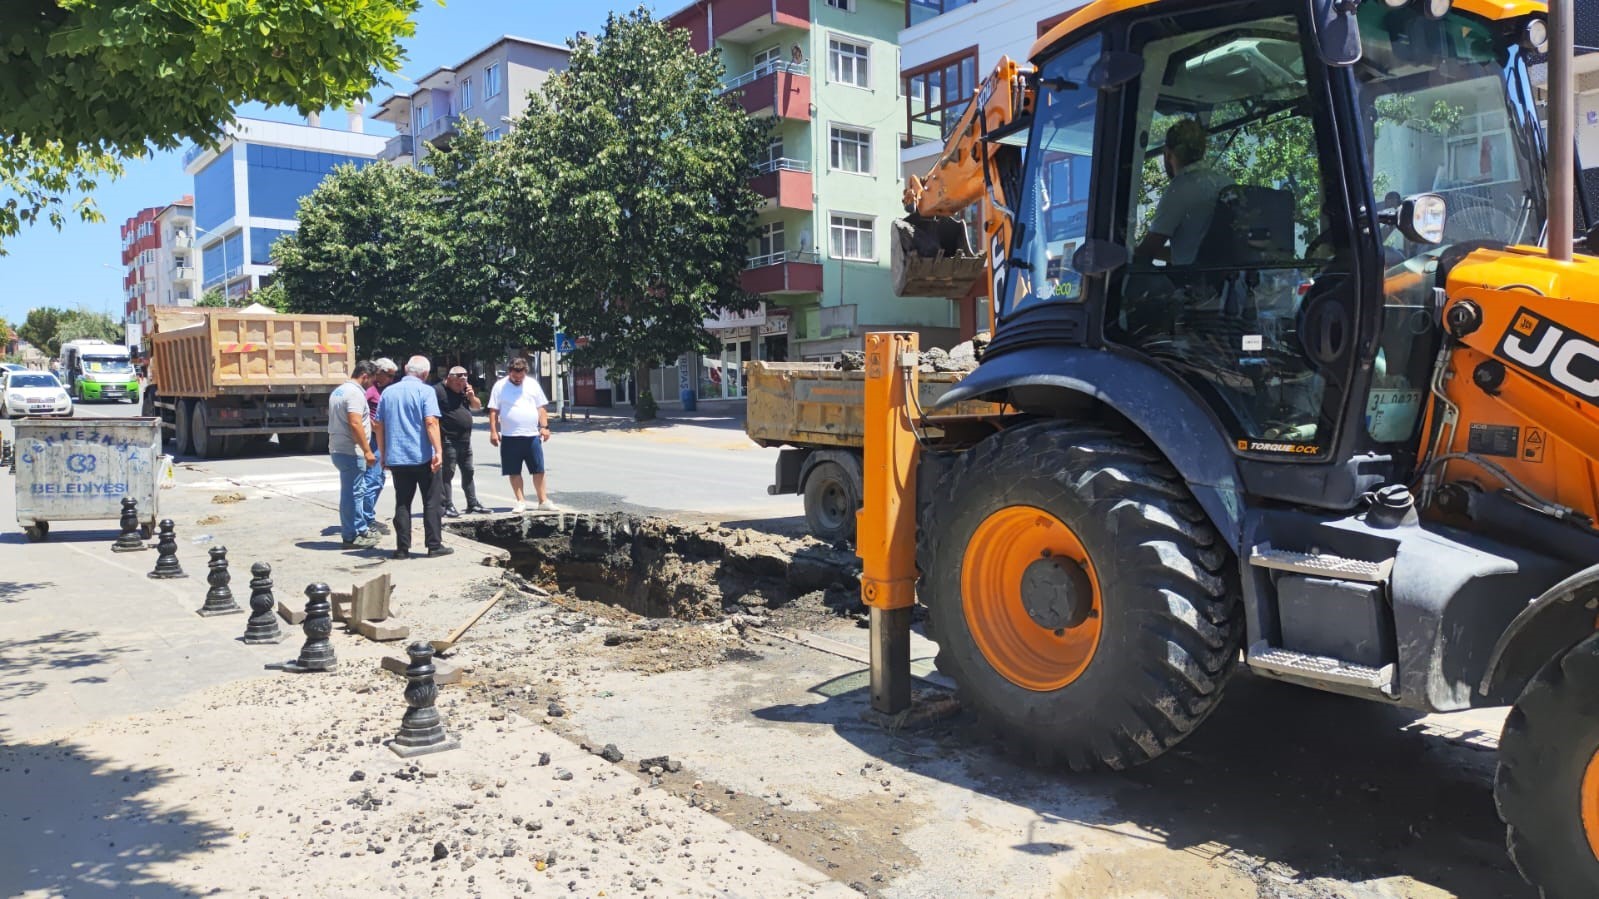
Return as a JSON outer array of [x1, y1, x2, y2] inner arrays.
[[1497, 308, 1599, 405]]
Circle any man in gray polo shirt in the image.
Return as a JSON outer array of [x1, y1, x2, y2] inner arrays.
[[329, 361, 379, 549], [1135, 118, 1233, 267]]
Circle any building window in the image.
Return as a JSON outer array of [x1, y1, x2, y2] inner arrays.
[[415, 102, 432, 131], [486, 128, 504, 142], [828, 39, 870, 88], [757, 135, 783, 170], [753, 45, 782, 78], [904, 48, 978, 147], [829, 214, 874, 260], [244, 144, 374, 220], [460, 77, 474, 110], [485, 63, 502, 98], [908, 0, 975, 27], [1037, 12, 1071, 36], [826, 0, 855, 10], [829, 125, 872, 174], [757, 222, 786, 260]]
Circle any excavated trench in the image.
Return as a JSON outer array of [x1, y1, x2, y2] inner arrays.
[[448, 513, 863, 621]]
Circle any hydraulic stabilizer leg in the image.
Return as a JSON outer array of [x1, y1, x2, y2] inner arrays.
[[858, 331, 920, 714]]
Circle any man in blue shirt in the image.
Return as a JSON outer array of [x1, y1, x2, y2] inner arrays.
[[373, 355, 452, 560]]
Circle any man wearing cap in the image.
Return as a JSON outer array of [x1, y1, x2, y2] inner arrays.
[[436, 366, 487, 517], [487, 358, 556, 514]]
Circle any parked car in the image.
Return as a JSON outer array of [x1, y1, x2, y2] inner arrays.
[[0, 370, 73, 418], [0, 363, 27, 373]]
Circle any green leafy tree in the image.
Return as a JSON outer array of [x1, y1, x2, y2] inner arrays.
[[0, 0, 422, 251], [195, 288, 230, 308], [57, 309, 122, 345], [417, 122, 535, 361], [17, 306, 66, 357], [271, 161, 447, 356], [501, 7, 764, 419]]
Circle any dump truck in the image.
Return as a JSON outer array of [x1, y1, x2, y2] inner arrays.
[[744, 360, 1001, 542], [142, 307, 358, 458], [854, 0, 1599, 893]]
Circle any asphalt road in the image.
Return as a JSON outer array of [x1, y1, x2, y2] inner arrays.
[[29, 396, 802, 534]]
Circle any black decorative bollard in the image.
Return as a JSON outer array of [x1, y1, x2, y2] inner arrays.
[[269, 583, 337, 673], [241, 562, 286, 644], [111, 497, 146, 553], [389, 642, 459, 757], [197, 546, 243, 616], [147, 519, 187, 579]]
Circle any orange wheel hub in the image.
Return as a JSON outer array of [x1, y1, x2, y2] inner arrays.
[[961, 505, 1102, 691], [1583, 746, 1599, 861]]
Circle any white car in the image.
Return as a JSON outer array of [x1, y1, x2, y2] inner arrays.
[[1, 370, 73, 418]]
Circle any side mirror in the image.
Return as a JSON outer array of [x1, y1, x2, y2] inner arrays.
[[1379, 193, 1448, 245], [1308, 0, 1363, 67], [1072, 239, 1131, 277]]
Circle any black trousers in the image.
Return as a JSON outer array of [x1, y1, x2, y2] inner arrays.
[[389, 463, 443, 553], [441, 435, 479, 509]]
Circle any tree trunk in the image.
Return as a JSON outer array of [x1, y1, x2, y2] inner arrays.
[[632, 360, 656, 421]]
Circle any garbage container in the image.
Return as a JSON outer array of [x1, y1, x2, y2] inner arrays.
[[679, 388, 698, 412], [12, 417, 164, 542]]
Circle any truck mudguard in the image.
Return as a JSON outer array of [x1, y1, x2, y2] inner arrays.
[[935, 345, 1246, 549]]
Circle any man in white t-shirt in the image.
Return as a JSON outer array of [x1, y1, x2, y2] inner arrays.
[[487, 358, 555, 514]]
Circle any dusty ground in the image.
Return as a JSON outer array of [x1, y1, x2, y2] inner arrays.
[[1, 478, 1527, 899]]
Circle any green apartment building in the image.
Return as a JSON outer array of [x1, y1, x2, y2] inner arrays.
[[668, 0, 958, 386]]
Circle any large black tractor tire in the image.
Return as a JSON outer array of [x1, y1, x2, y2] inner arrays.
[[803, 460, 860, 543], [1496, 631, 1599, 898], [172, 398, 195, 457], [919, 421, 1242, 771]]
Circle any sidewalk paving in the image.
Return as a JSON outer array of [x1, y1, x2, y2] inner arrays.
[[0, 460, 849, 898]]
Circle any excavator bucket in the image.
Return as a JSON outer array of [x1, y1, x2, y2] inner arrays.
[[890, 214, 988, 298]]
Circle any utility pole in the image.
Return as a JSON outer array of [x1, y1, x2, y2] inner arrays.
[[551, 312, 564, 420]]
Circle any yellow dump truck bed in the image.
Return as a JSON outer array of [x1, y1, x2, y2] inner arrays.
[[149, 308, 357, 398], [744, 361, 993, 449]]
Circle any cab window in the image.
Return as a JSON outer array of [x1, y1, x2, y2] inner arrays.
[[1106, 9, 1353, 455], [1000, 34, 1102, 317]]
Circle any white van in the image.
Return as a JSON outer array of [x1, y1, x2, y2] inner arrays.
[[59, 340, 139, 403]]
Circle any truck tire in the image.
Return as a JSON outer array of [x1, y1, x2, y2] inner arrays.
[[919, 421, 1241, 771], [1496, 631, 1599, 898], [141, 389, 156, 418], [191, 400, 221, 459], [172, 399, 194, 457], [803, 460, 859, 543]]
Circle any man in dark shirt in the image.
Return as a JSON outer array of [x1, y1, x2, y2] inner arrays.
[[435, 365, 487, 516]]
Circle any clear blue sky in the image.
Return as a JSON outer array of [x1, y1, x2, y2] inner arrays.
[[0, 0, 665, 329]]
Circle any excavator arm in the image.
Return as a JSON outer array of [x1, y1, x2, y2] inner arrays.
[[891, 57, 1035, 300]]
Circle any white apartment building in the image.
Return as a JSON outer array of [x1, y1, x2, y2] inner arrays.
[[120, 196, 199, 355], [183, 115, 387, 300], [372, 35, 571, 166]]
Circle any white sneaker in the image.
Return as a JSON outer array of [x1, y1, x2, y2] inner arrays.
[[537, 499, 560, 512], [512, 501, 526, 514]]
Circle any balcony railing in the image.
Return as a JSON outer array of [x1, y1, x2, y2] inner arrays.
[[722, 61, 807, 92], [746, 250, 820, 269], [754, 157, 811, 175], [416, 115, 460, 145], [170, 234, 194, 252], [381, 133, 415, 162], [172, 267, 197, 282]]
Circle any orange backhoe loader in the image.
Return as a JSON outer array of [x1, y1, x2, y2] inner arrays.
[[859, 0, 1599, 893]]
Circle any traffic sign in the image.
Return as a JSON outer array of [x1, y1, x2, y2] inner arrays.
[[555, 333, 576, 354]]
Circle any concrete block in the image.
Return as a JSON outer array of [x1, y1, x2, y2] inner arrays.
[[352, 618, 410, 642], [277, 601, 306, 625], [381, 653, 460, 685]]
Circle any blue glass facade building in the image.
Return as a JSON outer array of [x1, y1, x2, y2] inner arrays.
[[186, 118, 384, 296]]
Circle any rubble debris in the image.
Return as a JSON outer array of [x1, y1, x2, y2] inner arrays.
[[599, 744, 624, 764], [638, 756, 683, 774], [211, 492, 246, 504]]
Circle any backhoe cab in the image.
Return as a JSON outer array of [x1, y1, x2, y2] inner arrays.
[[865, 0, 1599, 893]]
